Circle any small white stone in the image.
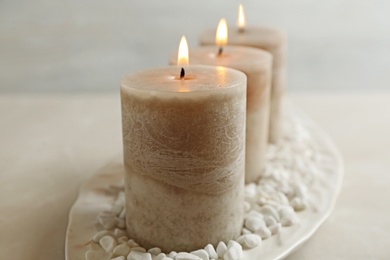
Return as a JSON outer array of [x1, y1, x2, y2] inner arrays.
[[117, 218, 126, 229], [167, 251, 177, 258], [256, 225, 272, 239], [85, 250, 112, 260], [279, 206, 299, 226], [246, 210, 264, 220], [92, 230, 115, 243], [154, 253, 167, 260], [223, 248, 240, 260], [128, 239, 139, 248], [127, 251, 152, 260], [258, 205, 280, 222], [113, 202, 124, 216], [148, 247, 162, 255], [112, 256, 126, 260], [100, 235, 117, 252], [204, 244, 218, 259], [242, 228, 252, 235], [118, 236, 129, 244], [114, 228, 128, 238], [190, 249, 208, 260], [269, 223, 282, 235], [244, 217, 266, 232], [290, 197, 306, 211], [216, 241, 227, 258], [245, 183, 257, 198], [227, 240, 242, 258], [236, 234, 262, 249], [175, 252, 200, 260], [161, 258, 173, 260], [119, 208, 126, 219], [244, 201, 251, 212], [131, 247, 147, 253], [97, 212, 117, 230], [113, 244, 131, 257], [263, 215, 277, 227]]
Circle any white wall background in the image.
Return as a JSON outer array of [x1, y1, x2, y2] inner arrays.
[[0, 0, 389, 92]]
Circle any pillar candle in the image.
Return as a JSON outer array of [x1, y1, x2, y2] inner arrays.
[[199, 26, 287, 143], [169, 46, 272, 183], [120, 65, 246, 252]]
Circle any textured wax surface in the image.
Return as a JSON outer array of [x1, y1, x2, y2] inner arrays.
[[121, 71, 246, 252], [200, 26, 286, 143], [170, 46, 272, 183]]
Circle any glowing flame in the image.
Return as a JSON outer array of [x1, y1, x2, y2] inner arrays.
[[237, 4, 246, 30], [216, 18, 228, 46], [177, 35, 189, 67]]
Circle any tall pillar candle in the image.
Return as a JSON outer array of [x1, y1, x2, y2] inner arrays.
[[120, 65, 246, 252], [200, 26, 287, 143], [170, 46, 272, 183]]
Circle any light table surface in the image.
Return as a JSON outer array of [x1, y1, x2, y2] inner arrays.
[[0, 94, 389, 259]]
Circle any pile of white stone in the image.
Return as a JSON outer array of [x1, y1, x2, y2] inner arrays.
[[85, 117, 326, 260]]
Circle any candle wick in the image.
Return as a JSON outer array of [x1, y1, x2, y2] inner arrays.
[[218, 47, 223, 56], [180, 67, 185, 79], [238, 27, 245, 33]]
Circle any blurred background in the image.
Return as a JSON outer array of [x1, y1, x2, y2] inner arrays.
[[0, 0, 389, 93]]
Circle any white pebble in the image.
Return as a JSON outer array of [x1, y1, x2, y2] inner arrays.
[[128, 239, 139, 248], [127, 251, 152, 260], [112, 256, 126, 260], [258, 205, 280, 222], [175, 252, 200, 260], [92, 230, 115, 243], [246, 210, 264, 220], [117, 236, 129, 244], [85, 250, 112, 260], [245, 183, 257, 198], [117, 218, 126, 229], [154, 253, 167, 260], [148, 247, 162, 255], [113, 244, 131, 256], [242, 228, 252, 235], [119, 208, 126, 219], [236, 234, 262, 249], [256, 225, 272, 239], [244, 217, 266, 232], [190, 249, 208, 260], [227, 240, 242, 258], [290, 197, 306, 211], [161, 258, 173, 260], [223, 248, 240, 260], [263, 215, 277, 227], [97, 212, 117, 230], [112, 202, 124, 216], [279, 206, 299, 226], [204, 244, 218, 259], [244, 201, 251, 212], [131, 247, 147, 253], [167, 251, 177, 258], [269, 223, 282, 235], [114, 228, 127, 238], [99, 235, 117, 252], [216, 241, 227, 258]]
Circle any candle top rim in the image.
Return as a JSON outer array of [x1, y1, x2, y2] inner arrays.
[[121, 65, 246, 93], [170, 45, 272, 69]]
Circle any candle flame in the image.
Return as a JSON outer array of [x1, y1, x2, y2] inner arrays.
[[237, 4, 246, 30], [178, 35, 189, 67], [216, 18, 228, 46]]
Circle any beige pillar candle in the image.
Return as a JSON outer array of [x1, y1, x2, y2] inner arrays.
[[169, 45, 271, 183], [120, 64, 246, 252], [199, 9, 287, 143]]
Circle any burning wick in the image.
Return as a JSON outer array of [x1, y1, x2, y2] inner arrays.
[[218, 47, 223, 56], [216, 18, 228, 56], [180, 67, 185, 79], [237, 4, 246, 33]]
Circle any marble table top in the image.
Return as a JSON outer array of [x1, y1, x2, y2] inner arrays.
[[0, 93, 389, 259]]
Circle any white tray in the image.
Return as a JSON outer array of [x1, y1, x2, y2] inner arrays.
[[65, 111, 343, 260]]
